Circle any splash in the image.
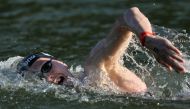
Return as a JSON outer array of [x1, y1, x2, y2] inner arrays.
[[123, 25, 190, 99]]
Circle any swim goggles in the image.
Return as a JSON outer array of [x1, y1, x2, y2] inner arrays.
[[17, 52, 55, 78]]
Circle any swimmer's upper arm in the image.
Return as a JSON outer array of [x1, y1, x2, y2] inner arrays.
[[85, 6, 153, 67], [85, 18, 132, 68], [85, 42, 147, 93], [84, 8, 147, 93]]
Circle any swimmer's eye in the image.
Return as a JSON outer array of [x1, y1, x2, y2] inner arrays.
[[41, 59, 52, 75]]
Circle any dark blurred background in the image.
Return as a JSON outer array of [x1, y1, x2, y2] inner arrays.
[[0, 0, 189, 64]]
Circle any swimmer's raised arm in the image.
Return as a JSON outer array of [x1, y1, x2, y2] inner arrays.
[[86, 7, 185, 73], [85, 7, 185, 93], [85, 7, 149, 93]]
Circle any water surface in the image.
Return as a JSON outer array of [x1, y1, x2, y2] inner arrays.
[[0, 0, 190, 109]]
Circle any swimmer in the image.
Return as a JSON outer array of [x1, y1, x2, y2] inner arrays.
[[17, 7, 185, 93]]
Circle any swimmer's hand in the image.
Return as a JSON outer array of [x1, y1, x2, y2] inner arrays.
[[145, 36, 185, 73]]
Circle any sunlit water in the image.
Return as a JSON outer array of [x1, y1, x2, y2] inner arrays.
[[0, 0, 190, 109]]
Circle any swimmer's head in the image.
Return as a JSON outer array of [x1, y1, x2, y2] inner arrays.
[[17, 52, 73, 85]]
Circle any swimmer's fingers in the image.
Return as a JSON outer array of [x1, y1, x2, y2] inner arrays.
[[170, 53, 184, 63], [156, 50, 185, 73], [167, 44, 182, 56], [165, 50, 184, 63], [146, 36, 185, 73], [160, 37, 182, 56], [158, 60, 172, 71], [163, 44, 185, 73], [160, 40, 185, 73], [165, 56, 185, 73]]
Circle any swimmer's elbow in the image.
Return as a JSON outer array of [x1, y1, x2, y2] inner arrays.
[[126, 7, 148, 19], [125, 7, 140, 16], [133, 82, 147, 93]]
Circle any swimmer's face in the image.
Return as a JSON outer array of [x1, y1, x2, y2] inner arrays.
[[29, 57, 73, 85]]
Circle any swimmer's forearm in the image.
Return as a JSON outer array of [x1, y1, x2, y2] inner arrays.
[[121, 7, 185, 73]]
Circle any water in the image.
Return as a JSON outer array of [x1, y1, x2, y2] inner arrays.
[[0, 0, 190, 109]]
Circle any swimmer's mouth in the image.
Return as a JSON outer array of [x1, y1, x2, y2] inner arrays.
[[57, 76, 65, 85]]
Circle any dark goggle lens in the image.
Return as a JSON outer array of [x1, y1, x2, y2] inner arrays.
[[41, 60, 52, 73]]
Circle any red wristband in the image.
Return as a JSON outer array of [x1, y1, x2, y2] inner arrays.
[[140, 32, 155, 46]]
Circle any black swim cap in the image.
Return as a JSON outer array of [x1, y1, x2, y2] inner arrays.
[[17, 52, 54, 75]]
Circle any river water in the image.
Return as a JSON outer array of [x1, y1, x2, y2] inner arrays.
[[0, 0, 190, 109]]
